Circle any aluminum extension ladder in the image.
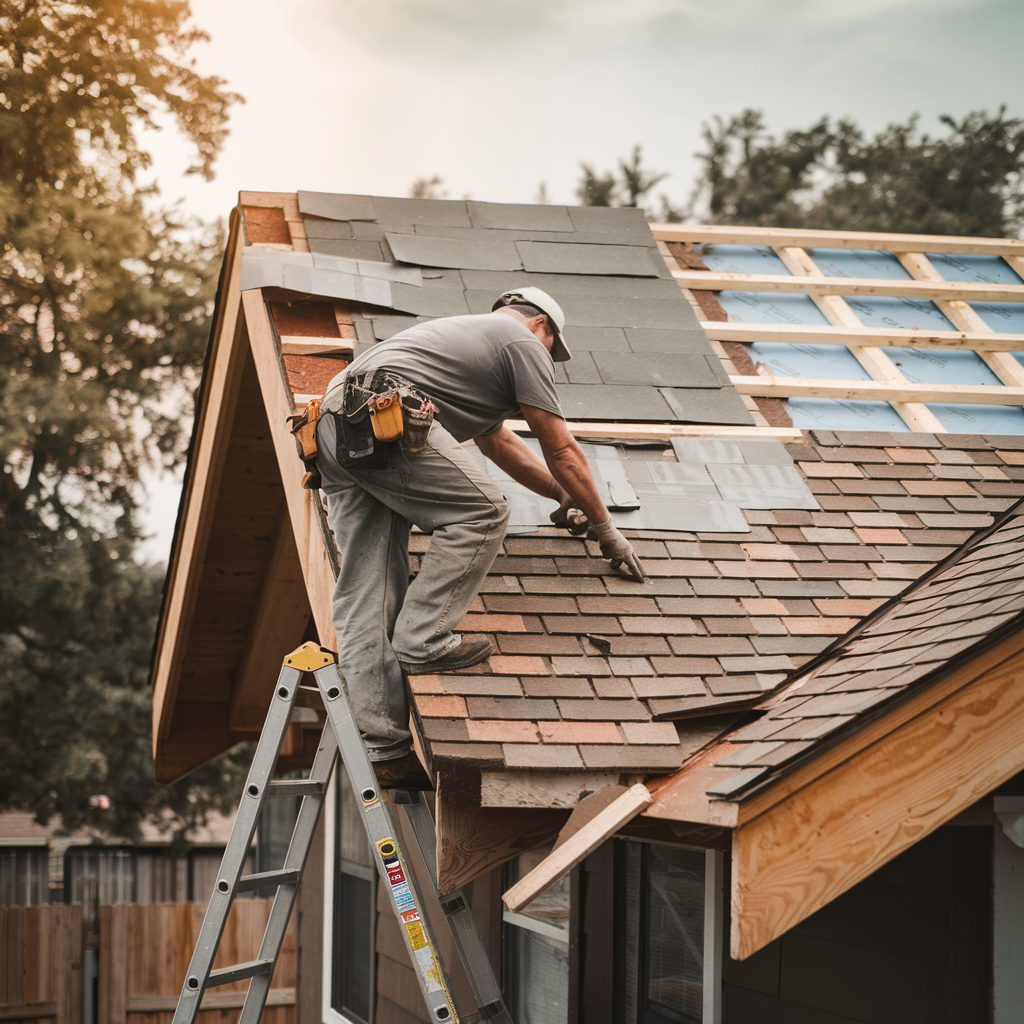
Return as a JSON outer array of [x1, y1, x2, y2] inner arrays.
[[172, 642, 511, 1024]]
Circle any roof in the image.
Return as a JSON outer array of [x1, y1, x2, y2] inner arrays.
[[151, 192, 1024, 958], [691, 494, 1024, 802], [152, 194, 1024, 790]]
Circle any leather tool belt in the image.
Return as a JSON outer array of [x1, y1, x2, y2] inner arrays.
[[323, 368, 436, 471]]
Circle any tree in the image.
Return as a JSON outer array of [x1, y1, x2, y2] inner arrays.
[[0, 0, 246, 841], [575, 144, 670, 217], [688, 107, 1024, 236]]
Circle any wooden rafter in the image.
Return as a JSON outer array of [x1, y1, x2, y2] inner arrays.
[[771, 245, 943, 433], [731, 376, 1024, 406], [702, 322, 1024, 352], [650, 223, 1024, 258], [671, 269, 1024, 304]]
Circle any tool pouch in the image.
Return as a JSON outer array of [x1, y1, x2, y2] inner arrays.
[[288, 398, 323, 489]]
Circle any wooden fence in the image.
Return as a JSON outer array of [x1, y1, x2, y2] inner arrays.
[[0, 905, 83, 1023], [1, 901, 295, 1024]]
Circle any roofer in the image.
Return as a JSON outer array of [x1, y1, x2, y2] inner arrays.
[[315, 287, 647, 784]]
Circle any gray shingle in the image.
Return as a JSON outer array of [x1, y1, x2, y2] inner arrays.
[[298, 191, 377, 221], [386, 231, 522, 271], [467, 200, 575, 232], [517, 241, 661, 277]]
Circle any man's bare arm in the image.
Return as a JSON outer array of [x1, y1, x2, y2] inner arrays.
[[474, 424, 558, 498]]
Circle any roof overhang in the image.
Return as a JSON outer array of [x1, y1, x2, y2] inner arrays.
[[645, 623, 1024, 958]]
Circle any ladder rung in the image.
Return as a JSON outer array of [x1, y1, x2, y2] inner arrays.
[[207, 959, 273, 986], [267, 779, 325, 797], [235, 868, 301, 893]]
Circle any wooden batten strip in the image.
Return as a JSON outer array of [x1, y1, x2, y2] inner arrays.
[[702, 322, 1024, 352], [650, 223, 1024, 258], [731, 375, 1024, 406], [896, 251, 1024, 390], [772, 246, 943, 434], [502, 784, 651, 913], [126, 989, 295, 1012], [287, 400, 803, 439], [672, 269, 1024, 304], [280, 336, 353, 356]]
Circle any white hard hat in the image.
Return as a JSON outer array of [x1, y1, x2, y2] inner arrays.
[[492, 287, 571, 362]]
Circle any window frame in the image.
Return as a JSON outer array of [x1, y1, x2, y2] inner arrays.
[[616, 840, 724, 1024], [321, 764, 377, 1024]]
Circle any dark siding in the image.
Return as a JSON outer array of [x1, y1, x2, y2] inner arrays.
[[581, 844, 616, 1024], [723, 827, 993, 1024]]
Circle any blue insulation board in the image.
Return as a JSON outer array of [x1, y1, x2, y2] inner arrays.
[[699, 244, 1024, 434]]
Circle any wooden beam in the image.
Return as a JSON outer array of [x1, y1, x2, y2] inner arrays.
[[151, 213, 249, 753], [702, 321, 1024, 352], [280, 336, 353, 356], [502, 784, 652, 912], [479, 770, 622, 808], [772, 245, 943, 434], [649, 223, 1024, 258], [241, 291, 340, 653], [436, 784, 567, 895], [228, 505, 312, 732], [287, 401, 803, 440], [672, 269, 1024, 304], [896, 251, 1024, 390], [731, 640, 1024, 960], [731, 374, 1024, 406]]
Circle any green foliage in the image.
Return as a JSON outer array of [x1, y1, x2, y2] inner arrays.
[[576, 144, 670, 216], [690, 108, 1024, 236], [0, 0, 245, 840]]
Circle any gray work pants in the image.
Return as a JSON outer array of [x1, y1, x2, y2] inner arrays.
[[317, 414, 510, 759]]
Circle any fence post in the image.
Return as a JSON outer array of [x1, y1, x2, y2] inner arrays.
[[54, 904, 83, 1024], [97, 904, 128, 1024]]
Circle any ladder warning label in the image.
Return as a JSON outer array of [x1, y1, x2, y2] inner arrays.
[[377, 837, 444, 994]]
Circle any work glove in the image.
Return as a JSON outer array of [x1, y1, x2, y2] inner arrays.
[[589, 518, 647, 583], [548, 484, 589, 535]]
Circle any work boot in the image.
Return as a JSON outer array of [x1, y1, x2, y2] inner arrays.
[[398, 636, 493, 676], [372, 752, 434, 791]]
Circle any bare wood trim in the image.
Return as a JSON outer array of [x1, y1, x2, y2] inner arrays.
[[732, 641, 1024, 959], [772, 246, 942, 434], [241, 291, 339, 653], [650, 223, 1024, 257], [702, 321, 1024, 352], [151, 214, 248, 750], [280, 337, 353, 356], [896, 251, 1024, 389], [287, 401, 802, 439], [502, 784, 651, 913], [731, 374, 1024, 406], [672, 269, 1024, 304], [0, 1005, 56, 1021], [228, 505, 312, 732], [125, 989, 296, 1012], [1006, 254, 1024, 279], [436, 782, 567, 895]]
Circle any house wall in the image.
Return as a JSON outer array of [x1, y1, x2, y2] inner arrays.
[[722, 826, 993, 1024]]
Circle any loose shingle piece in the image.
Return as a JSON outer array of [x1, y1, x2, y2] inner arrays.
[[293, 192, 753, 426]]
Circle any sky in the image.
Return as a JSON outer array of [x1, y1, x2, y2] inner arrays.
[[135, 0, 1024, 560]]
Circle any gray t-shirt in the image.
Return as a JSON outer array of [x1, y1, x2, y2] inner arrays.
[[325, 313, 564, 442]]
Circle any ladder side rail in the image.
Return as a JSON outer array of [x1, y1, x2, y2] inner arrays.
[[171, 664, 301, 1024], [238, 725, 340, 1024], [313, 662, 461, 1024], [401, 798, 511, 1024]]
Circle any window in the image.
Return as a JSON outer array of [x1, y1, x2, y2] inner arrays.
[[617, 842, 723, 1024], [502, 848, 570, 1024], [323, 762, 376, 1024]]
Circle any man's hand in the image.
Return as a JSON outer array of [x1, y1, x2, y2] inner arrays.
[[548, 482, 589, 535], [590, 519, 647, 583]]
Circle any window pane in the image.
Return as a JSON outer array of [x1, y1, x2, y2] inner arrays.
[[507, 927, 569, 1024], [332, 764, 375, 1024], [333, 872, 373, 1021], [644, 846, 705, 1024], [502, 850, 569, 1024]]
